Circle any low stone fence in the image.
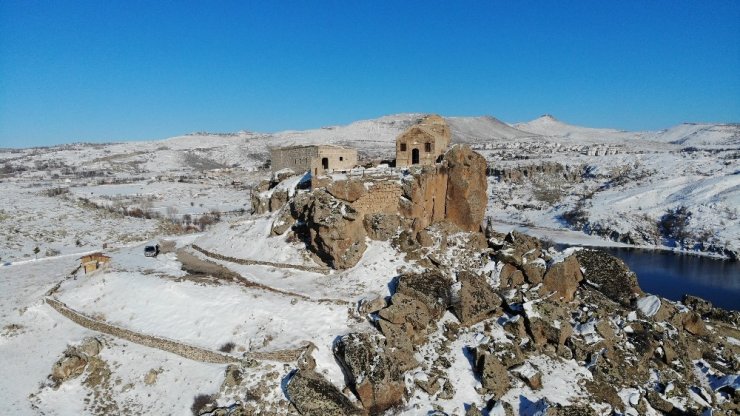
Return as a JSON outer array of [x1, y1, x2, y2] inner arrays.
[[45, 297, 311, 364], [191, 244, 330, 275], [45, 297, 238, 364]]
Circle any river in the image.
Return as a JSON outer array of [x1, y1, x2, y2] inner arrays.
[[580, 247, 740, 311]]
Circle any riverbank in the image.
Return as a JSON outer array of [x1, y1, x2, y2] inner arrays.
[[490, 220, 738, 261]]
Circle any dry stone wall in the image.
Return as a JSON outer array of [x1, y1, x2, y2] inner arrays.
[[45, 297, 238, 364], [192, 244, 330, 274]]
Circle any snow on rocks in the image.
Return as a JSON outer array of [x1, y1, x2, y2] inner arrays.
[[636, 295, 662, 317]]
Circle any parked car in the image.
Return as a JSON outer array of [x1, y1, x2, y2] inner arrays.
[[144, 244, 160, 257]]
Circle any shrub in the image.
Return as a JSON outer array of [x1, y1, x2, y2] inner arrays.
[[658, 206, 692, 245], [218, 342, 235, 353], [560, 201, 589, 229], [531, 174, 565, 205], [191, 394, 212, 416]]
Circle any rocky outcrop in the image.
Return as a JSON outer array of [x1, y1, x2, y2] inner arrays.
[[541, 255, 583, 302], [575, 249, 642, 305], [257, 144, 489, 269], [300, 190, 367, 269], [451, 271, 503, 326], [399, 165, 448, 233], [363, 213, 400, 241], [490, 162, 584, 184], [325, 179, 367, 203], [444, 145, 488, 232], [286, 369, 365, 416], [395, 270, 453, 320], [50, 337, 104, 386], [51, 353, 88, 385], [334, 333, 409, 414], [475, 352, 511, 399]]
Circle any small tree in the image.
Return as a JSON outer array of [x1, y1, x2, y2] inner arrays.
[[658, 206, 692, 247]]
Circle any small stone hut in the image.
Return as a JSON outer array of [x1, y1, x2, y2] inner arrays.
[[270, 145, 358, 176], [79, 252, 111, 274], [395, 115, 451, 168]]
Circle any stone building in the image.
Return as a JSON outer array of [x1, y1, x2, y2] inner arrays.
[[395, 115, 451, 168], [79, 252, 111, 274], [270, 145, 358, 175]]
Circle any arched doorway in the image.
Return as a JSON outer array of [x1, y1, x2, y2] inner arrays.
[[411, 148, 420, 165], [321, 157, 329, 170]]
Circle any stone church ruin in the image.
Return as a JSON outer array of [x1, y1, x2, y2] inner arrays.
[[269, 144, 357, 176], [395, 114, 451, 167], [252, 116, 488, 269]]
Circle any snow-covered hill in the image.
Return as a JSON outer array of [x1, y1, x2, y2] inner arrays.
[[514, 115, 649, 142]]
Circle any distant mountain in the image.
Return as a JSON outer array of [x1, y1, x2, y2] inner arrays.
[[446, 116, 534, 143], [514, 115, 645, 142]]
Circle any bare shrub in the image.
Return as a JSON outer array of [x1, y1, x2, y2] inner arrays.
[[560, 201, 589, 229], [218, 342, 236, 353], [191, 394, 212, 416], [658, 206, 692, 246], [43, 187, 69, 197], [531, 174, 565, 205]]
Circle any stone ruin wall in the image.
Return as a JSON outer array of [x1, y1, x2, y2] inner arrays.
[[316, 146, 358, 172], [271, 146, 318, 173], [350, 181, 403, 216]]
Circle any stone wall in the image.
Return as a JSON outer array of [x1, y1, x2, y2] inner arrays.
[[271, 145, 357, 175], [351, 181, 403, 216], [45, 297, 238, 364], [316, 146, 358, 173], [271, 146, 319, 173], [192, 244, 330, 275]]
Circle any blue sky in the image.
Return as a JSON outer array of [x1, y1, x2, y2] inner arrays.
[[1, 1, 738, 147]]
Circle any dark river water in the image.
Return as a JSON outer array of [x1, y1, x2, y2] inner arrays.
[[579, 247, 740, 311]]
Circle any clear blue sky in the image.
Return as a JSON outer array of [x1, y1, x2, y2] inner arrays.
[[1, 1, 738, 147]]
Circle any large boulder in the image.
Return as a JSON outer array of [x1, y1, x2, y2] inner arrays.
[[304, 190, 367, 269], [50, 337, 103, 386], [574, 250, 642, 306], [286, 369, 365, 416], [475, 352, 511, 399], [363, 213, 401, 241], [395, 270, 454, 320], [541, 255, 583, 302], [444, 145, 488, 232], [334, 333, 409, 414], [378, 292, 434, 334], [269, 189, 289, 212], [325, 179, 367, 203], [499, 263, 525, 289], [250, 191, 269, 215], [51, 353, 88, 385], [451, 271, 502, 326], [271, 206, 295, 236]]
